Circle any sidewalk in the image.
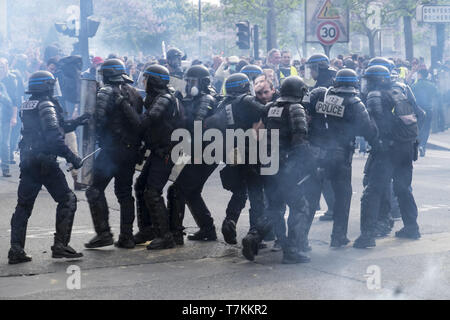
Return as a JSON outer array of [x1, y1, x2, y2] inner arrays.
[[427, 129, 450, 151]]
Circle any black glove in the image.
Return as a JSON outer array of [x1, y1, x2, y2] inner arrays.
[[75, 113, 91, 126], [67, 153, 83, 170]]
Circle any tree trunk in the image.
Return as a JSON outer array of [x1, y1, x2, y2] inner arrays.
[[367, 29, 375, 58], [403, 15, 414, 62], [266, 0, 277, 51]]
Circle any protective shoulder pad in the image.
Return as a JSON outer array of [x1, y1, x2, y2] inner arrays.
[[347, 95, 362, 106], [367, 90, 382, 99], [37, 100, 56, 111], [200, 94, 216, 106], [310, 87, 327, 102], [160, 93, 175, 103], [289, 103, 307, 133], [98, 85, 114, 95]]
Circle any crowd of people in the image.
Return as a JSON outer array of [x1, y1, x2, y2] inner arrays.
[[1, 42, 449, 265]]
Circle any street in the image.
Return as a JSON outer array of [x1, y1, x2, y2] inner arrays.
[[0, 133, 449, 300]]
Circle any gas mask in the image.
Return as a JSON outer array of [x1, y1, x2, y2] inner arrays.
[[186, 78, 200, 97]]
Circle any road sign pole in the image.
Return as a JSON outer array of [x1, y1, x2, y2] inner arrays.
[[321, 44, 332, 58]]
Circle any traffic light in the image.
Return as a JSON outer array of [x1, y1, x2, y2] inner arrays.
[[236, 21, 250, 50], [87, 18, 100, 38], [54, 22, 77, 38]]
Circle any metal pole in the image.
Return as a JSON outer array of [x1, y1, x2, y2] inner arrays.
[[80, 0, 90, 70], [253, 25, 259, 60], [198, 0, 202, 58]]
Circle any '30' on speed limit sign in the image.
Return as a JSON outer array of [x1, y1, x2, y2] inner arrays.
[[316, 21, 340, 45]]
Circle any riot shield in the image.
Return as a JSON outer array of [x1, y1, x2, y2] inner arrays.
[[79, 79, 97, 185], [169, 76, 187, 96]]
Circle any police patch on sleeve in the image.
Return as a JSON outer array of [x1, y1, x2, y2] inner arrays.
[[267, 106, 284, 118], [21, 100, 39, 111], [225, 104, 235, 125], [316, 95, 345, 118]]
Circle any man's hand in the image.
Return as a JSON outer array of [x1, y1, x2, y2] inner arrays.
[[10, 117, 17, 127], [76, 113, 91, 126], [67, 154, 83, 170]]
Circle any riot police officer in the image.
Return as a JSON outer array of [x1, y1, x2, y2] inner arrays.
[[242, 76, 312, 263], [364, 58, 425, 238], [8, 71, 87, 264], [167, 64, 218, 244], [355, 66, 421, 248], [304, 69, 377, 248], [304, 53, 337, 223], [215, 73, 266, 247], [85, 59, 143, 250], [166, 48, 184, 78], [305, 53, 337, 89], [241, 64, 264, 83], [140, 64, 184, 250]]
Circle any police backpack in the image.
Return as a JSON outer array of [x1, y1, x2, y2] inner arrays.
[[388, 88, 418, 142]]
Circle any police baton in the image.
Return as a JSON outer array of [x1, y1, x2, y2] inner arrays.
[[297, 174, 311, 187], [67, 148, 101, 172]]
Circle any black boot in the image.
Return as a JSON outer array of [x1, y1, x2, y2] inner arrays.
[[85, 232, 114, 248], [115, 224, 135, 249], [134, 226, 156, 244], [168, 185, 185, 245], [144, 188, 175, 250], [395, 227, 421, 239], [282, 248, 311, 264], [242, 231, 260, 261], [330, 236, 350, 248], [353, 234, 376, 249], [221, 219, 237, 245], [8, 247, 32, 264], [187, 225, 217, 241], [52, 194, 83, 259], [147, 232, 176, 250], [85, 190, 113, 248]]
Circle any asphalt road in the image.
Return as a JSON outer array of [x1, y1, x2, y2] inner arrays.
[[0, 145, 449, 300]]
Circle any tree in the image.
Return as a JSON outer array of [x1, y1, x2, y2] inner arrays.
[[220, 0, 304, 52], [346, 0, 383, 58], [383, 0, 418, 62]]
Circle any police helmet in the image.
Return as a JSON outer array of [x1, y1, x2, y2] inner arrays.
[[279, 76, 308, 103], [240, 65, 264, 82], [334, 68, 359, 89], [26, 71, 56, 95], [368, 57, 395, 72], [363, 65, 391, 89], [185, 64, 211, 95], [100, 59, 132, 84], [166, 48, 183, 60], [306, 53, 330, 69], [225, 73, 250, 96], [143, 64, 170, 91]]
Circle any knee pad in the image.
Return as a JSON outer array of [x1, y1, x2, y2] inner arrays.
[[66, 191, 77, 212], [144, 187, 162, 203], [86, 187, 101, 203]]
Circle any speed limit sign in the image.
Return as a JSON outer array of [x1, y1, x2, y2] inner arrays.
[[316, 21, 340, 45]]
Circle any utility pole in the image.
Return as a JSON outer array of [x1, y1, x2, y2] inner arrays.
[[198, 0, 202, 58], [79, 0, 93, 70], [0, 0, 8, 47], [253, 25, 259, 60], [266, 0, 276, 51]]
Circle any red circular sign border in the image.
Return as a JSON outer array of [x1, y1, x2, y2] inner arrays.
[[316, 21, 340, 45]]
